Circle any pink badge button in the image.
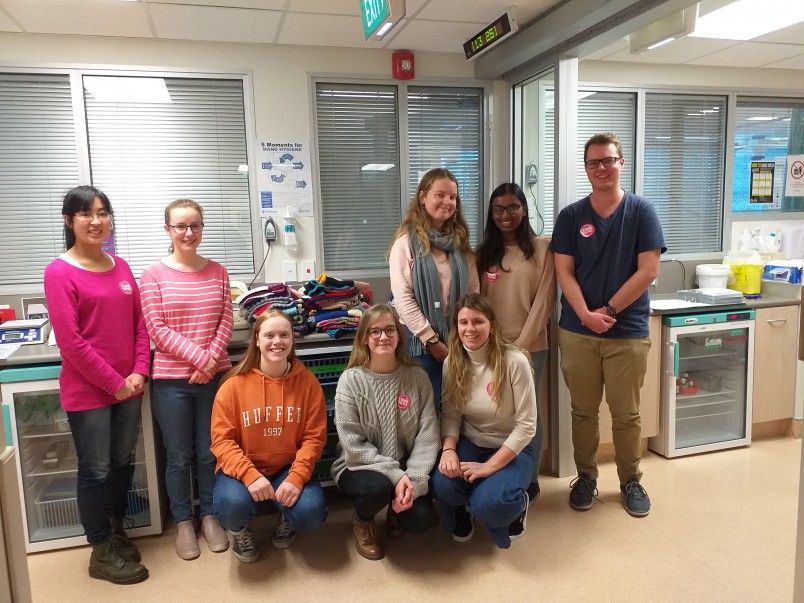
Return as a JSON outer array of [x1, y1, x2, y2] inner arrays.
[[580, 224, 595, 238], [397, 394, 411, 410], [119, 281, 133, 295]]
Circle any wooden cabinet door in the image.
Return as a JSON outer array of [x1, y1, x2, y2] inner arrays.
[[752, 305, 799, 423]]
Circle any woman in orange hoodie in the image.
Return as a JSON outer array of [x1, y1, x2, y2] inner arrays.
[[211, 309, 328, 563]]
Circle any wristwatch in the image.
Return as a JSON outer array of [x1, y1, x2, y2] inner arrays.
[[424, 334, 440, 348], [605, 304, 617, 317]]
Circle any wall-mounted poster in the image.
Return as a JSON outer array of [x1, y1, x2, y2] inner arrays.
[[256, 140, 314, 217], [750, 161, 775, 204], [786, 155, 804, 197]]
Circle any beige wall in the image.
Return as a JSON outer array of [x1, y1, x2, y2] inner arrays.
[[0, 32, 493, 284]]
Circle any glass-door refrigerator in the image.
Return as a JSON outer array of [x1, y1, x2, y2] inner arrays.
[[649, 309, 755, 458], [0, 364, 162, 553]]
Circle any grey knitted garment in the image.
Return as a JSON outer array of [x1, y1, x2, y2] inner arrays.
[[330, 364, 439, 497]]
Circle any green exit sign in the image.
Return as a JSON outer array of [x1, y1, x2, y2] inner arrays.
[[361, 0, 390, 39], [360, 0, 405, 40]]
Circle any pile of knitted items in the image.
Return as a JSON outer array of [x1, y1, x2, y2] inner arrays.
[[235, 273, 372, 339]]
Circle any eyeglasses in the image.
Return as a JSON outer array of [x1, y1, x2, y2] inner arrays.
[[168, 223, 204, 234], [584, 156, 621, 170], [491, 204, 523, 216], [74, 211, 112, 222], [368, 326, 398, 339]]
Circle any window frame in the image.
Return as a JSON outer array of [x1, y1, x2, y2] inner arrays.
[[309, 75, 492, 280], [0, 65, 261, 293]]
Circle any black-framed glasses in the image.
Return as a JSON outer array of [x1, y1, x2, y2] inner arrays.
[[368, 326, 398, 339], [74, 211, 112, 222], [491, 204, 523, 216], [584, 156, 621, 170], [168, 223, 204, 234]]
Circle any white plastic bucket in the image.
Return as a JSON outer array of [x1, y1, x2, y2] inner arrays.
[[696, 264, 732, 289]]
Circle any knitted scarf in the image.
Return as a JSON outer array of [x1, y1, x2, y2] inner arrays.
[[408, 229, 469, 357]]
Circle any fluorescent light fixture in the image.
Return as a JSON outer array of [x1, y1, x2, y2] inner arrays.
[[747, 116, 777, 121], [690, 0, 804, 41], [647, 37, 675, 50], [83, 76, 171, 103], [376, 22, 393, 37], [628, 6, 697, 54], [361, 164, 395, 171]]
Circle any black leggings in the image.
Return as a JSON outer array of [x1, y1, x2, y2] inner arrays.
[[337, 469, 433, 534]]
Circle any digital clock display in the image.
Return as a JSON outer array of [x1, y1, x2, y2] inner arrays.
[[463, 12, 516, 60]]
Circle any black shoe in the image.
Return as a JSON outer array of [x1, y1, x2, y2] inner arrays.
[[89, 538, 149, 585], [508, 491, 530, 541], [526, 481, 540, 507], [452, 506, 474, 542], [621, 478, 651, 517], [569, 473, 598, 510]]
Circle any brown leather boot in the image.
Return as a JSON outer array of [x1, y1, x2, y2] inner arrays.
[[385, 507, 405, 538], [352, 518, 384, 560]]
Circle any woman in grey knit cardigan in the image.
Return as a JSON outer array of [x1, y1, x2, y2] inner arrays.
[[331, 304, 440, 561]]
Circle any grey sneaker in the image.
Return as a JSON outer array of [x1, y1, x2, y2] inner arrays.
[[569, 473, 598, 510], [508, 491, 529, 541], [621, 479, 651, 517], [229, 527, 259, 563], [272, 514, 297, 549]]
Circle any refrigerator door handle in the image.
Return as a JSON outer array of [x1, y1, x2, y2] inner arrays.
[[665, 340, 679, 376]]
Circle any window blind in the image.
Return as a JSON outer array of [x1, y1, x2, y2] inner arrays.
[[84, 76, 253, 276], [407, 87, 484, 246], [0, 73, 79, 285], [315, 83, 401, 271], [541, 90, 635, 234], [644, 93, 726, 254]]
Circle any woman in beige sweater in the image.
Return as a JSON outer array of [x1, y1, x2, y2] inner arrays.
[[475, 182, 556, 505]]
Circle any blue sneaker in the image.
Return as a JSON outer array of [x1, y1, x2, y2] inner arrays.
[[621, 479, 651, 517]]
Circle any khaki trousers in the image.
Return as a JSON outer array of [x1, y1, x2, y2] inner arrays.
[[558, 328, 651, 484]]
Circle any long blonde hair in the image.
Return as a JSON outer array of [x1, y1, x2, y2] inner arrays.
[[389, 168, 471, 256], [442, 293, 528, 413], [222, 309, 296, 384], [347, 304, 415, 370], [165, 198, 204, 254]]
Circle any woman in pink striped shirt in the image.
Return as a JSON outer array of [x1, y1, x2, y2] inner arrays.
[[140, 199, 234, 561]]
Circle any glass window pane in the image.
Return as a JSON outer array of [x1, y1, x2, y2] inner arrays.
[[733, 98, 804, 213]]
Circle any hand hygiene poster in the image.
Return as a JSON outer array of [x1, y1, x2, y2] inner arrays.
[[257, 141, 314, 217]]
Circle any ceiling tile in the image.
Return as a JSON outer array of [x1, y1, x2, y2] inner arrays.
[[762, 53, 804, 70], [149, 4, 281, 44], [151, 0, 285, 9], [416, 0, 551, 26], [0, 10, 22, 32], [2, 0, 151, 37], [686, 41, 804, 68], [287, 0, 360, 16], [390, 19, 484, 54], [754, 21, 804, 45], [277, 12, 366, 48]]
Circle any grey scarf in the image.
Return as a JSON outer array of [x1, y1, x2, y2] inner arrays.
[[408, 229, 469, 357]]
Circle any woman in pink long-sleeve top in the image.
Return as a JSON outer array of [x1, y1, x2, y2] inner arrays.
[[140, 199, 233, 561], [44, 185, 150, 585]]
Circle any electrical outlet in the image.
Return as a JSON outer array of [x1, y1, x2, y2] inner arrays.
[[282, 260, 297, 283], [300, 260, 316, 280]]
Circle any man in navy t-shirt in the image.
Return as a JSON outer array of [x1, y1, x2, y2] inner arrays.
[[550, 132, 666, 518]]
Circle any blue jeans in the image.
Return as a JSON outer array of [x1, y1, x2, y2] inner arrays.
[[412, 352, 442, 415], [152, 376, 220, 522], [212, 469, 327, 533], [430, 436, 533, 549], [531, 351, 547, 483], [67, 397, 142, 545]]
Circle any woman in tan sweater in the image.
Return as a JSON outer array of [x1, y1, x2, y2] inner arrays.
[[475, 182, 556, 504]]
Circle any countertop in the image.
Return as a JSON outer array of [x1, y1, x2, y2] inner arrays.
[[649, 292, 800, 316], [0, 326, 353, 368]]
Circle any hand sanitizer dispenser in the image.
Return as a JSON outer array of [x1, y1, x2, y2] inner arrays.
[[283, 207, 299, 254]]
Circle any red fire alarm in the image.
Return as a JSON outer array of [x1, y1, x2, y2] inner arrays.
[[392, 50, 414, 80]]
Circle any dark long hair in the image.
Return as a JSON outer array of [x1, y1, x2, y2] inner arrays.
[[475, 182, 536, 274], [61, 185, 113, 250]]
